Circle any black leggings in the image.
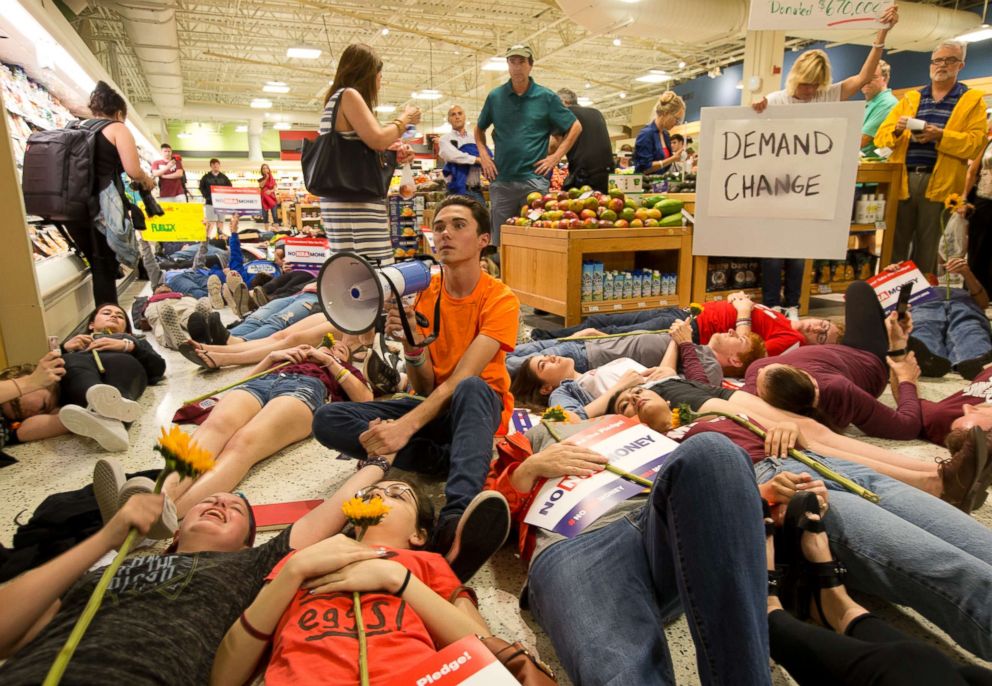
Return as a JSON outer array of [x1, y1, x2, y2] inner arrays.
[[64, 222, 120, 305], [770, 610, 992, 686], [968, 196, 992, 296], [841, 280, 888, 362], [265, 271, 315, 299], [60, 352, 148, 408]]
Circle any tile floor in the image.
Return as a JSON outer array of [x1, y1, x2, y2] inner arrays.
[[2, 287, 990, 685]]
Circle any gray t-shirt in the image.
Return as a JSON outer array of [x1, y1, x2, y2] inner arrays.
[[0, 528, 292, 685], [587, 333, 723, 386]]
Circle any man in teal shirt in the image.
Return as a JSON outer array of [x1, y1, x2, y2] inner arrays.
[[475, 44, 582, 245], [861, 60, 898, 155]]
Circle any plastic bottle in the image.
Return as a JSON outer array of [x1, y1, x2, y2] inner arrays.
[[651, 270, 662, 296], [854, 194, 871, 224], [875, 193, 886, 223]]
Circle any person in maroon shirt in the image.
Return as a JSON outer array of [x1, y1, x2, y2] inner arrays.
[[916, 364, 992, 447], [151, 143, 186, 201]]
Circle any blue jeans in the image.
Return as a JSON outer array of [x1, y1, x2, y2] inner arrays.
[[910, 290, 992, 366], [506, 339, 588, 377], [755, 454, 992, 660], [546, 308, 684, 338], [239, 373, 326, 412], [165, 270, 210, 298], [230, 293, 318, 340], [528, 434, 770, 686], [312, 377, 502, 521], [761, 258, 805, 308], [489, 177, 549, 246]]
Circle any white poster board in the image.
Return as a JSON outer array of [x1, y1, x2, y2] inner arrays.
[[211, 186, 262, 214], [747, 0, 893, 31], [694, 102, 864, 259]]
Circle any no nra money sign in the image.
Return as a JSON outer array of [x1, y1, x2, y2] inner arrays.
[[693, 102, 863, 259]]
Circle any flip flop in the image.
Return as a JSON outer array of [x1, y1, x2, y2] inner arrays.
[[178, 341, 219, 371]]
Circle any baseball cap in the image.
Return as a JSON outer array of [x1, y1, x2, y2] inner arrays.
[[505, 44, 533, 59]]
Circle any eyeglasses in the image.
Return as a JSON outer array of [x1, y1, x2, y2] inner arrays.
[[931, 57, 962, 66], [356, 483, 416, 504], [813, 320, 833, 345]]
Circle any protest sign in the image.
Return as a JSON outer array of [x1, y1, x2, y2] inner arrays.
[[694, 102, 863, 259], [282, 237, 329, 265], [142, 202, 205, 242], [865, 261, 938, 312], [388, 635, 518, 686], [524, 416, 678, 538], [748, 0, 893, 31], [211, 186, 262, 214]]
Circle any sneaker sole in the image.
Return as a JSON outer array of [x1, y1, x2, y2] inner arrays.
[[93, 458, 126, 524], [159, 305, 186, 350], [446, 492, 511, 583], [208, 277, 225, 310], [59, 405, 129, 452], [85, 385, 142, 423], [233, 284, 252, 317]]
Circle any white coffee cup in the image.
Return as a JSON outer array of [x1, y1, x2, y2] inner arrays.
[[906, 117, 926, 133]]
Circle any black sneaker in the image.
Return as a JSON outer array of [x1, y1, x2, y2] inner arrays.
[[956, 351, 992, 382], [186, 312, 210, 344], [907, 337, 952, 378], [207, 311, 230, 345], [444, 491, 511, 583], [529, 328, 554, 341]]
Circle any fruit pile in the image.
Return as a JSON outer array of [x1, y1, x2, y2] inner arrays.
[[508, 186, 684, 230], [644, 172, 697, 193]]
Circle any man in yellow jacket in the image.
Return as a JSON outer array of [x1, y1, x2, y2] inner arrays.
[[875, 41, 987, 274]]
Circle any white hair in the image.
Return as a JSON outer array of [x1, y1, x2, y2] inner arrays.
[[933, 40, 967, 60]]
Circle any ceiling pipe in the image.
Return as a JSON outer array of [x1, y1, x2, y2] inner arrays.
[[114, 0, 184, 118], [135, 102, 320, 126]]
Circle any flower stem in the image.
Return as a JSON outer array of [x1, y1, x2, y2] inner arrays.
[[43, 470, 170, 685], [354, 591, 370, 686], [559, 328, 669, 342]]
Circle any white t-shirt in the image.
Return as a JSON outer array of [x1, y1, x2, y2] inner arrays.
[[765, 82, 843, 106], [576, 358, 646, 398]]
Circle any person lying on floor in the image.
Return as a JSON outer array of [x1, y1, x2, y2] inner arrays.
[[510, 318, 758, 412], [186, 289, 319, 347], [743, 280, 926, 440], [607, 385, 992, 662], [903, 354, 992, 452], [247, 270, 315, 306], [530, 290, 839, 357], [0, 452, 506, 684], [0, 304, 165, 452], [210, 478, 504, 686]]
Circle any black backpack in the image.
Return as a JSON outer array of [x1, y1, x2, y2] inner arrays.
[[21, 119, 115, 222]]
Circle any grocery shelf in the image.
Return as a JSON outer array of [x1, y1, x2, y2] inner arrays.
[[581, 294, 683, 316]]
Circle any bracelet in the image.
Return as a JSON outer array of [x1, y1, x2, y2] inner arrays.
[[886, 348, 907, 357], [335, 368, 350, 382], [404, 347, 425, 357], [404, 352, 427, 368], [735, 318, 752, 325], [358, 455, 391, 473], [393, 568, 412, 597], [872, 42, 885, 49], [392, 119, 405, 132], [239, 611, 273, 641], [11, 378, 22, 398]]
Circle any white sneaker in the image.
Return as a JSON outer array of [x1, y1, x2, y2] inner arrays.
[[59, 405, 129, 452], [86, 384, 142, 423], [784, 306, 800, 323], [118, 477, 178, 539]]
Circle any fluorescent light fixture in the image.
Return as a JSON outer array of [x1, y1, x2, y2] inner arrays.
[[381, 28, 390, 35], [273, 122, 291, 130], [481, 57, 508, 71], [612, 38, 622, 47], [263, 84, 290, 93], [374, 104, 397, 113], [955, 24, 992, 42], [286, 46, 322, 59], [577, 97, 592, 106], [413, 89, 442, 100], [235, 125, 248, 132], [177, 131, 192, 139], [735, 80, 744, 90], [635, 70, 671, 84], [0, 1, 95, 93], [250, 98, 272, 108], [618, 91, 627, 99], [678, 60, 687, 69]]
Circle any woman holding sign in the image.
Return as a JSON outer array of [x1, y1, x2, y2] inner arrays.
[[752, 5, 899, 319]]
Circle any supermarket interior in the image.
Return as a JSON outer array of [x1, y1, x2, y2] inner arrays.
[[3, 0, 992, 684]]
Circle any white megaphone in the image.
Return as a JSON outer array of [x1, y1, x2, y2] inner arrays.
[[317, 251, 439, 345]]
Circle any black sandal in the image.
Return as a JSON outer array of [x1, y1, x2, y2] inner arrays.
[[777, 491, 821, 616], [782, 491, 847, 629], [178, 342, 219, 371], [763, 500, 783, 598]]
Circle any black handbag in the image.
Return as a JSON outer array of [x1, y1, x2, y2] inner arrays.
[[301, 89, 396, 200]]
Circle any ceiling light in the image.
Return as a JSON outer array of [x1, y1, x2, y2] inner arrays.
[[250, 98, 272, 108], [482, 57, 508, 71], [235, 125, 248, 132], [266, 81, 287, 86], [177, 131, 192, 139], [381, 28, 390, 36], [618, 0, 642, 3], [263, 84, 290, 93], [618, 91, 627, 99], [413, 89, 442, 100], [584, 82, 591, 89], [375, 104, 397, 113], [678, 60, 686, 69], [286, 46, 322, 59], [612, 38, 622, 47], [273, 122, 291, 130], [707, 67, 721, 78], [577, 97, 592, 106], [955, 24, 992, 42], [735, 80, 744, 90], [635, 70, 671, 84]]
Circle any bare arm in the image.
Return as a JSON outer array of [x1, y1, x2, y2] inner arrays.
[[839, 6, 897, 100], [474, 124, 497, 180], [338, 89, 413, 152], [288, 465, 387, 549], [108, 124, 154, 188], [535, 120, 582, 176], [13, 413, 68, 442]]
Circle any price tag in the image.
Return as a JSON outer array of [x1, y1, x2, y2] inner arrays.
[[874, 221, 886, 230], [587, 305, 600, 312], [611, 304, 622, 310], [528, 209, 542, 220], [817, 284, 831, 294], [579, 191, 593, 200], [636, 301, 647, 308]]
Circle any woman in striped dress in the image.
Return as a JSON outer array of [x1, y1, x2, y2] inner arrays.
[[319, 43, 420, 265]]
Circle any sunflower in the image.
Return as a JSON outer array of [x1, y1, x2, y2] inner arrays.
[[322, 332, 336, 348], [154, 425, 215, 478], [542, 405, 568, 422], [945, 193, 963, 211], [687, 302, 704, 317], [342, 496, 391, 530]]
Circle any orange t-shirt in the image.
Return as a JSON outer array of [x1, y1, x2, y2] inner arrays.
[[264, 548, 469, 686], [415, 272, 520, 433]]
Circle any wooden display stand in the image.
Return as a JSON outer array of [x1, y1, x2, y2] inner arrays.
[[295, 203, 321, 231], [501, 223, 693, 326]]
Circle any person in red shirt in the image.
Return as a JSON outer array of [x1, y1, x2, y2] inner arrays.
[[150, 143, 186, 202]]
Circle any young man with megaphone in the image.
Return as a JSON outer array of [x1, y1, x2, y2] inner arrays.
[[313, 195, 520, 582]]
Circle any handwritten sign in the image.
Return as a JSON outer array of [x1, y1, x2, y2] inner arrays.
[[748, 0, 893, 31], [141, 202, 205, 242], [694, 102, 863, 259], [211, 186, 262, 214]]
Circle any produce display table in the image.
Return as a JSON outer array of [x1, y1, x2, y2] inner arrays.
[[501, 223, 692, 326]]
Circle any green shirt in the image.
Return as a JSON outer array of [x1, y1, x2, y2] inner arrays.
[[861, 88, 899, 155], [478, 77, 577, 182]]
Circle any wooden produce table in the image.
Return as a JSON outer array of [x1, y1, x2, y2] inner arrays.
[[501, 222, 693, 326]]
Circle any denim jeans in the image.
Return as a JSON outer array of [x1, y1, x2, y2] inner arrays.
[[165, 270, 210, 299], [312, 376, 502, 521], [230, 293, 318, 340], [760, 258, 805, 308], [755, 454, 992, 660], [547, 308, 684, 338], [910, 291, 992, 366], [489, 177, 549, 246], [505, 339, 589, 377], [239, 373, 326, 412], [527, 434, 770, 686]]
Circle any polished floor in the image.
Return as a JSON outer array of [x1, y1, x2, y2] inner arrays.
[[2, 286, 990, 684]]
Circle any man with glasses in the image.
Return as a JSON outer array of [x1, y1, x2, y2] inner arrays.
[[875, 41, 988, 273]]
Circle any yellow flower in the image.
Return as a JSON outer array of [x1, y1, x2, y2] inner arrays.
[[542, 405, 568, 422], [154, 425, 215, 478], [342, 496, 391, 530], [945, 193, 963, 210], [688, 302, 704, 316], [322, 332, 336, 348]]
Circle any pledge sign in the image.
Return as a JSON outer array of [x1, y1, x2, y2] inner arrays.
[[748, 0, 893, 30], [694, 103, 863, 259]]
